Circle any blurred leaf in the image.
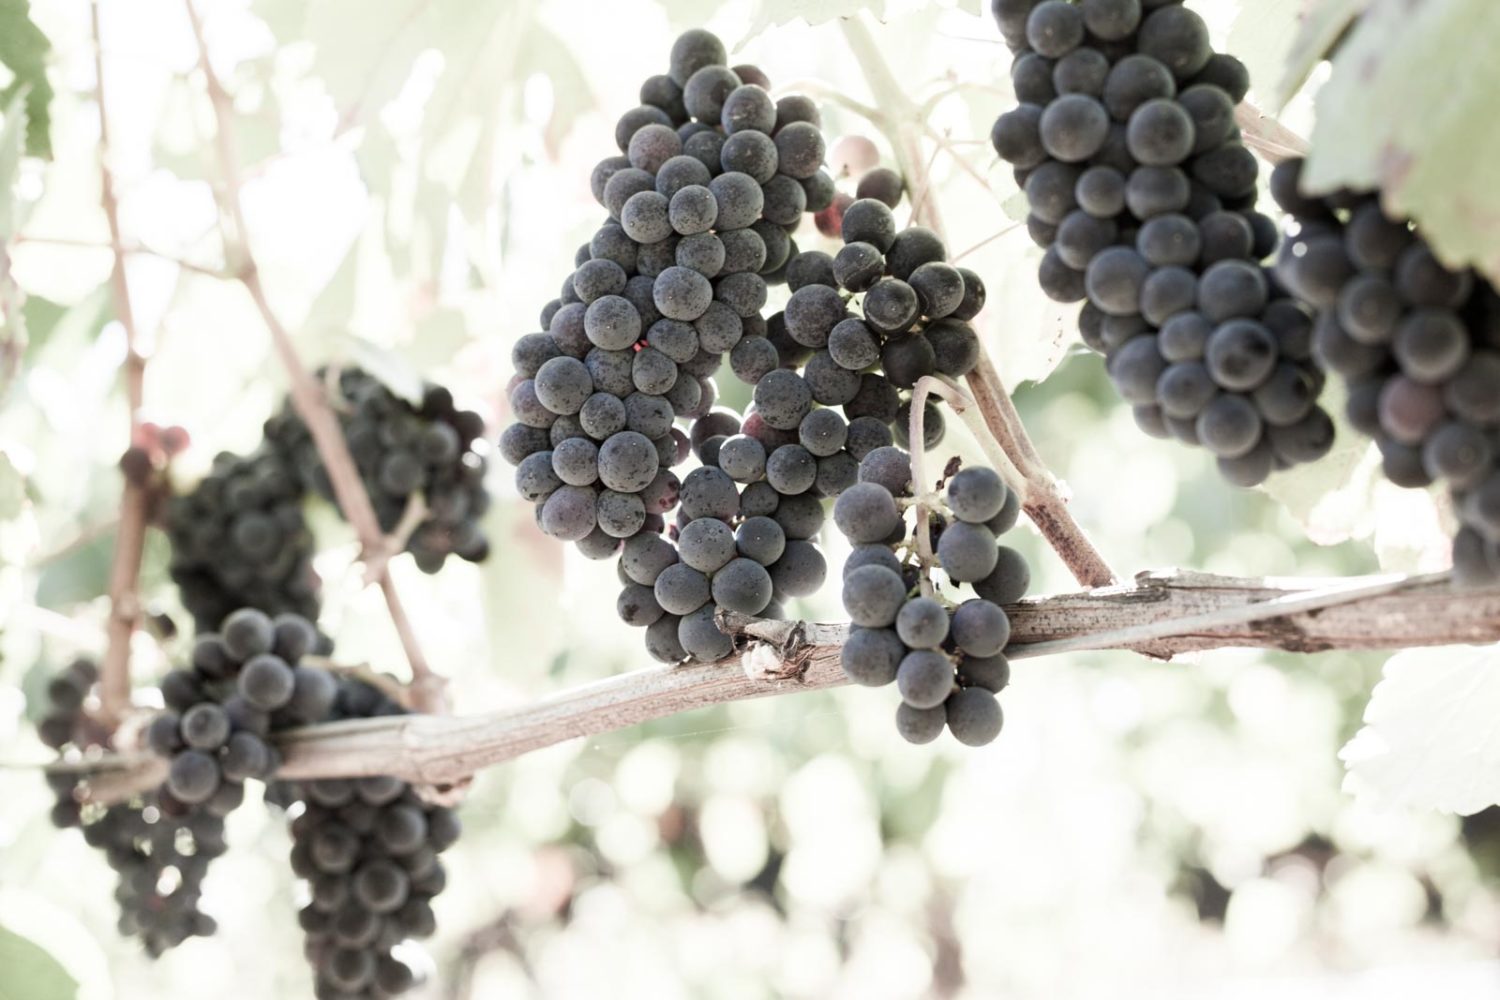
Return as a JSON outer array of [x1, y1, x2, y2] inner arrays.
[[1226, 0, 1300, 103], [0, 449, 22, 519], [1274, 0, 1370, 108], [1258, 385, 1374, 544], [1342, 644, 1500, 815], [34, 527, 113, 611], [1301, 0, 1500, 284], [0, 0, 52, 157], [0, 89, 27, 237], [348, 338, 426, 406], [0, 925, 76, 1000], [518, 24, 595, 161], [745, 0, 887, 38]]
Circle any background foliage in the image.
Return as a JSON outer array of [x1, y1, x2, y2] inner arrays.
[[2, 0, 1499, 997]]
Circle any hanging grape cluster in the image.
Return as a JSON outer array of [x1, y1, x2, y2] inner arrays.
[[988, 0, 1335, 485], [265, 368, 491, 572], [41, 657, 228, 956], [835, 459, 1029, 745], [1269, 158, 1500, 585], [146, 609, 336, 809], [275, 677, 459, 998]]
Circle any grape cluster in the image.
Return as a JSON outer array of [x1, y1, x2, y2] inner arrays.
[[277, 678, 459, 998], [989, 0, 1334, 485], [1269, 158, 1500, 585], [835, 460, 1028, 745], [266, 368, 491, 573], [40, 657, 227, 956], [165, 447, 321, 633], [502, 28, 843, 663], [146, 608, 337, 810]]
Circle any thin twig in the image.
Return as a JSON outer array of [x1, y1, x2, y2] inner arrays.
[[184, 0, 442, 712], [841, 14, 1117, 589], [93, 0, 148, 728], [1235, 101, 1309, 165], [13, 233, 231, 277], [56, 572, 1500, 797]]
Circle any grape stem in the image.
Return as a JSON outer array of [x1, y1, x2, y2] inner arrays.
[[10, 234, 232, 278], [55, 571, 1499, 797], [184, 0, 445, 713], [1235, 102, 1309, 165], [839, 14, 1117, 589], [92, 0, 147, 729]]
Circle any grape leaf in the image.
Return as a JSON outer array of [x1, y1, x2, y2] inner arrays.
[[744, 0, 887, 40], [0, 450, 22, 520], [0, 90, 27, 238], [1226, 0, 1301, 106], [1299, 0, 1500, 285], [1272, 0, 1370, 108], [0, 926, 76, 1000], [0, 0, 51, 157], [1342, 644, 1500, 815]]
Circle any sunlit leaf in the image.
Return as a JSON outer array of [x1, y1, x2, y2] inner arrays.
[[0, 89, 28, 237], [34, 527, 113, 611], [744, 0, 887, 41], [0, 449, 22, 520], [0, 925, 77, 1000], [0, 0, 52, 157], [1342, 644, 1500, 815], [1300, 0, 1500, 284], [1273, 0, 1370, 108]]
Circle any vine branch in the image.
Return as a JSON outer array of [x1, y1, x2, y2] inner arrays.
[[60, 573, 1500, 800], [183, 0, 443, 712], [92, 0, 147, 728], [839, 14, 1118, 590]]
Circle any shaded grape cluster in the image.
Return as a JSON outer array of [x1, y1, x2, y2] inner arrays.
[[502, 28, 842, 663], [165, 447, 321, 633], [276, 678, 459, 998], [1270, 157, 1500, 585], [266, 367, 491, 573], [835, 459, 1029, 745], [146, 608, 336, 810], [989, 0, 1334, 485], [40, 657, 228, 957]]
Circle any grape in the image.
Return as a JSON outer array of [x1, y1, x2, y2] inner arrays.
[[167, 750, 221, 804], [766, 443, 818, 494], [855, 167, 905, 208], [1156, 361, 1216, 419], [775, 94, 821, 131], [843, 565, 909, 627], [959, 653, 1011, 694], [784, 284, 846, 347], [799, 408, 848, 457], [1138, 213, 1201, 268], [1394, 243, 1473, 309], [946, 466, 1006, 523], [1195, 211, 1253, 267], [1078, 0, 1140, 39], [1345, 202, 1413, 270], [973, 546, 1031, 605], [1337, 273, 1400, 344], [1075, 166, 1127, 218], [1126, 98, 1195, 166], [679, 466, 741, 520], [678, 605, 735, 661], [1423, 423, 1493, 488], [786, 251, 837, 291], [1444, 352, 1500, 424], [721, 84, 776, 134], [1196, 393, 1262, 458], [719, 435, 768, 482], [720, 132, 777, 185], [1197, 260, 1268, 323], [1177, 84, 1235, 154], [1125, 165, 1190, 219], [926, 319, 981, 377], [774, 122, 826, 179], [1012, 52, 1058, 104], [769, 540, 827, 596], [180, 702, 231, 750], [842, 198, 898, 252], [1265, 409, 1334, 465], [1026, 0, 1086, 58], [950, 599, 1011, 657], [1055, 211, 1118, 271], [833, 482, 902, 543], [1252, 364, 1318, 426], [895, 701, 947, 744], [712, 558, 775, 614], [1040, 94, 1110, 162], [842, 627, 906, 687], [774, 493, 826, 540], [1378, 376, 1446, 445], [1102, 55, 1176, 121], [678, 518, 737, 573], [1205, 319, 1276, 391], [1086, 247, 1150, 316], [1025, 161, 1083, 225], [670, 30, 727, 87], [1192, 52, 1250, 102], [1393, 308, 1469, 382], [1312, 310, 1386, 378], [714, 272, 769, 318], [881, 332, 937, 388], [707, 171, 764, 230], [603, 167, 656, 219], [1140, 266, 1197, 326], [239, 653, 296, 711], [734, 516, 786, 567], [897, 650, 955, 710], [946, 688, 1004, 746], [1108, 335, 1167, 405], [937, 521, 1000, 583], [597, 431, 660, 493], [1138, 5, 1212, 79], [223, 608, 275, 660]]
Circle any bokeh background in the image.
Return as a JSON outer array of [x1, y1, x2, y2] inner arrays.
[[2, 0, 1497, 997]]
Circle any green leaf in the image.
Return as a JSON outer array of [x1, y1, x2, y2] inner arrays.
[[0, 0, 53, 157], [1225, 0, 1301, 106], [1273, 0, 1370, 108], [744, 0, 887, 40], [0, 926, 77, 1000], [34, 526, 114, 611], [0, 449, 23, 520], [0, 89, 27, 237], [1300, 0, 1500, 283]]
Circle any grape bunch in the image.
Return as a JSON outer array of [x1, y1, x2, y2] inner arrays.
[[814, 132, 908, 238], [146, 608, 337, 811], [1269, 158, 1500, 585], [165, 447, 321, 633], [835, 459, 1028, 745], [277, 678, 460, 998], [266, 367, 491, 573], [502, 28, 843, 663], [988, 0, 1335, 485], [39, 657, 227, 956]]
